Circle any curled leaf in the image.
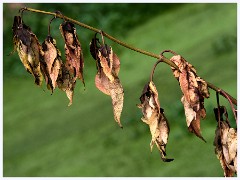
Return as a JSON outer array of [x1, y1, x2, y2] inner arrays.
[[139, 81, 173, 162], [12, 16, 43, 86], [57, 64, 76, 106], [170, 55, 209, 141], [213, 106, 237, 177], [91, 39, 124, 128], [181, 96, 206, 142], [60, 21, 84, 85], [41, 36, 62, 91]]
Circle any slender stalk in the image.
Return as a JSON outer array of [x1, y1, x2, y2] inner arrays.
[[23, 7, 179, 70], [207, 81, 237, 106], [21, 7, 237, 106], [150, 59, 163, 82]]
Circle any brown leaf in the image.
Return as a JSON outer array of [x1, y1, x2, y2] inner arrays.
[[97, 45, 115, 82], [57, 64, 76, 106], [95, 72, 123, 127], [12, 16, 43, 86], [39, 55, 54, 92], [213, 106, 237, 177], [181, 96, 206, 142], [139, 81, 173, 162], [170, 55, 209, 141], [95, 71, 110, 95], [41, 36, 62, 90], [109, 78, 124, 128], [92, 42, 124, 128], [60, 21, 84, 85]]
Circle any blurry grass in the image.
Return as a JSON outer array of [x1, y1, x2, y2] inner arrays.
[[3, 3, 237, 177]]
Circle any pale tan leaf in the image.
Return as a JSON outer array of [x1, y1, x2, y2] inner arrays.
[[139, 81, 173, 162], [109, 78, 124, 128], [213, 107, 237, 177], [227, 128, 237, 164]]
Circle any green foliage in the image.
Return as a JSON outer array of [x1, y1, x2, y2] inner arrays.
[[3, 3, 237, 177]]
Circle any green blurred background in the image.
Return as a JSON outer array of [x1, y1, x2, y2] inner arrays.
[[3, 3, 237, 177]]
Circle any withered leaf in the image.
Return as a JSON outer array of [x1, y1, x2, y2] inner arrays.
[[57, 64, 76, 106], [41, 36, 62, 90], [60, 21, 84, 85], [95, 71, 110, 95], [97, 45, 115, 82], [12, 16, 43, 86], [170, 55, 209, 141], [181, 96, 206, 142], [213, 106, 237, 177], [92, 42, 124, 128], [139, 81, 173, 162]]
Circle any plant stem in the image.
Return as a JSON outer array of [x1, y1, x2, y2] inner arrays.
[[206, 81, 237, 106], [23, 7, 178, 69], [22, 7, 237, 106]]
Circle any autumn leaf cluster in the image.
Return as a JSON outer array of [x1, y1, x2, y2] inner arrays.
[[11, 12, 237, 177], [12, 15, 124, 127]]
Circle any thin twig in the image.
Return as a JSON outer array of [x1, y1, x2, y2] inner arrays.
[[150, 59, 164, 82], [219, 90, 237, 124]]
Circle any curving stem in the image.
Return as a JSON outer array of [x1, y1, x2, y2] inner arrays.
[[20, 7, 237, 107]]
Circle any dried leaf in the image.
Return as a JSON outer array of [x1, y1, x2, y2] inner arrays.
[[95, 71, 110, 95], [57, 64, 76, 106], [39, 56, 53, 92], [213, 106, 237, 177], [41, 36, 62, 90], [109, 78, 124, 128], [60, 21, 84, 85], [97, 45, 115, 82], [91, 41, 124, 128], [12, 16, 43, 86], [170, 55, 209, 141], [181, 96, 206, 142], [139, 81, 173, 162]]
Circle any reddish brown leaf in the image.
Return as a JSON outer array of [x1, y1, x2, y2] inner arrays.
[[95, 71, 110, 95], [181, 96, 206, 142], [170, 55, 209, 141], [60, 21, 84, 85], [92, 42, 124, 128], [41, 36, 62, 90], [97, 46, 114, 82]]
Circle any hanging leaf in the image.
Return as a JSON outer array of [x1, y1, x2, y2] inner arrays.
[[91, 39, 124, 128], [57, 64, 76, 106], [41, 36, 62, 91], [181, 96, 206, 142], [138, 81, 173, 162], [213, 106, 237, 177], [60, 21, 84, 85], [170, 55, 209, 141], [12, 16, 43, 86]]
